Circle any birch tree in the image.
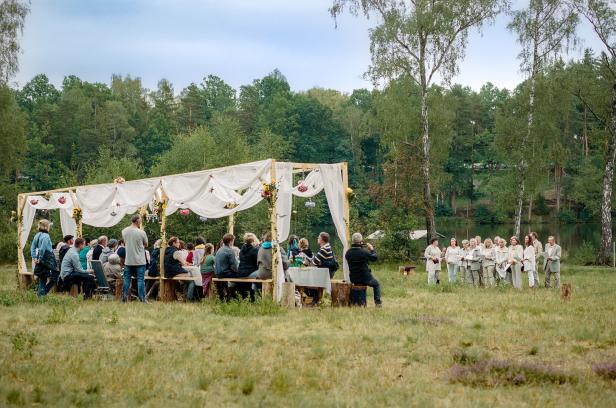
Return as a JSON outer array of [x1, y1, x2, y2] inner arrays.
[[0, 0, 29, 84], [330, 0, 508, 242], [571, 0, 616, 265], [508, 0, 578, 236]]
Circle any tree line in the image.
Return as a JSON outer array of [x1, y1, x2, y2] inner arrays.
[[0, 0, 615, 264]]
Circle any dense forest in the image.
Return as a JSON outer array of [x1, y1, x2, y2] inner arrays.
[[0, 0, 615, 263]]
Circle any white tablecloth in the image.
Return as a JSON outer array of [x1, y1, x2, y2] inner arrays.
[[185, 266, 203, 286], [288, 267, 331, 294]]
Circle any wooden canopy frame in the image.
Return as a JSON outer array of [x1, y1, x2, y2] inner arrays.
[[16, 160, 351, 301]]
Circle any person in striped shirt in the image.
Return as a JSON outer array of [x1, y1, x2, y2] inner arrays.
[[313, 232, 338, 278]]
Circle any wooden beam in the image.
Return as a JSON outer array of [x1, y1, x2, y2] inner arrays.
[[16, 194, 25, 288], [228, 213, 235, 235], [159, 194, 168, 298], [341, 162, 351, 273], [270, 159, 278, 302]]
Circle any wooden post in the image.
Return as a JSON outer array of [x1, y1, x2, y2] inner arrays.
[[341, 162, 351, 281], [16, 194, 24, 289], [159, 194, 168, 299], [228, 213, 235, 234], [139, 206, 147, 231], [69, 189, 82, 238], [270, 159, 278, 302], [280, 282, 295, 308]]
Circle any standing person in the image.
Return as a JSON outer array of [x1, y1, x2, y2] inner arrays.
[[444, 238, 462, 283], [481, 239, 497, 287], [468, 238, 482, 287], [30, 219, 58, 297], [523, 235, 537, 288], [200, 243, 216, 297], [508, 236, 524, 290], [544, 235, 562, 289], [495, 237, 509, 285], [459, 239, 470, 284], [474, 235, 484, 286], [60, 238, 96, 299], [531, 232, 543, 287], [346, 233, 381, 307], [121, 214, 149, 303], [424, 237, 442, 284], [92, 236, 107, 261], [312, 232, 339, 278]]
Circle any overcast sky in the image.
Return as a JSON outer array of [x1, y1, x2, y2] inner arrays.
[[13, 0, 605, 94]]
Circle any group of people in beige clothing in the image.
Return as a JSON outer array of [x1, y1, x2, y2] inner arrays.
[[424, 232, 562, 289]]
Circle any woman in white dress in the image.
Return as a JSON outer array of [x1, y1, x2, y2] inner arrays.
[[444, 238, 462, 283], [523, 234, 537, 288], [424, 238, 442, 284], [495, 237, 509, 285], [459, 239, 470, 284], [508, 236, 524, 289], [468, 238, 482, 286], [481, 238, 496, 287]]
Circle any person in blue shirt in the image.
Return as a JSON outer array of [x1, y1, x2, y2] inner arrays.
[[30, 219, 57, 296], [60, 237, 96, 299]]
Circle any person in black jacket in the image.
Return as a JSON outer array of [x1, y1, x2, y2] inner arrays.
[[237, 233, 260, 278], [345, 232, 381, 306]]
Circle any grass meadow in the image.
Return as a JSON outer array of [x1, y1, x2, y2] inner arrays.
[[0, 263, 615, 407]]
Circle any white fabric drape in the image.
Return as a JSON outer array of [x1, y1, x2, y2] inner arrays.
[[19, 203, 35, 273], [275, 162, 293, 242], [319, 164, 350, 281]]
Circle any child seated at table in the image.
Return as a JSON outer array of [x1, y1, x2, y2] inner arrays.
[[287, 235, 303, 267], [298, 238, 313, 266]]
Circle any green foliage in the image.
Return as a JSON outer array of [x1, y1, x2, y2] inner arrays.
[[557, 209, 577, 224], [570, 241, 598, 266], [435, 202, 453, 217], [474, 205, 496, 224], [533, 194, 550, 216]]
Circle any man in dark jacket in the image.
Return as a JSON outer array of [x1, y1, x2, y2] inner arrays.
[[345, 232, 381, 306]]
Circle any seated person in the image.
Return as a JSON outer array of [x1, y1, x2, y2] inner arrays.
[[257, 232, 289, 280], [287, 235, 303, 267], [185, 242, 196, 265], [59, 235, 74, 265], [313, 232, 338, 278], [345, 233, 381, 307], [115, 240, 126, 268], [298, 238, 313, 265], [214, 234, 240, 278], [103, 253, 123, 288], [164, 237, 190, 278], [60, 237, 96, 299], [238, 233, 260, 278], [100, 239, 118, 265], [199, 243, 216, 297], [147, 239, 161, 277]]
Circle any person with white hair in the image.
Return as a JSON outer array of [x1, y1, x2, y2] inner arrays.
[[444, 238, 462, 283], [508, 236, 524, 289], [345, 232, 381, 306]]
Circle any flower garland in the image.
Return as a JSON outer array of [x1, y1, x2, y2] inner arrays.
[[261, 179, 278, 206], [72, 207, 83, 224]]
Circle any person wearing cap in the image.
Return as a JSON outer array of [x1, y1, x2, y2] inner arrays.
[[100, 239, 118, 265], [345, 233, 381, 306], [59, 235, 74, 265]]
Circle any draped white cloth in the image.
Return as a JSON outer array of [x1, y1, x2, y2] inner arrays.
[[18, 160, 350, 298]]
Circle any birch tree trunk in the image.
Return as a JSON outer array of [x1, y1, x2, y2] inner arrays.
[[420, 85, 436, 243], [598, 82, 616, 265], [555, 164, 562, 213]]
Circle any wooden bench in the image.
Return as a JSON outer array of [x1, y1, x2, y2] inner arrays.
[[212, 278, 273, 300]]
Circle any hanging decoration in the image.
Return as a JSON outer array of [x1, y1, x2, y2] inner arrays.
[[43, 192, 52, 200], [224, 201, 238, 210], [199, 216, 208, 223], [346, 187, 355, 201], [29, 199, 39, 206], [179, 208, 190, 216], [297, 180, 308, 193], [57, 196, 67, 205], [72, 207, 83, 224], [261, 180, 278, 205], [305, 200, 316, 209], [114, 176, 126, 184]]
